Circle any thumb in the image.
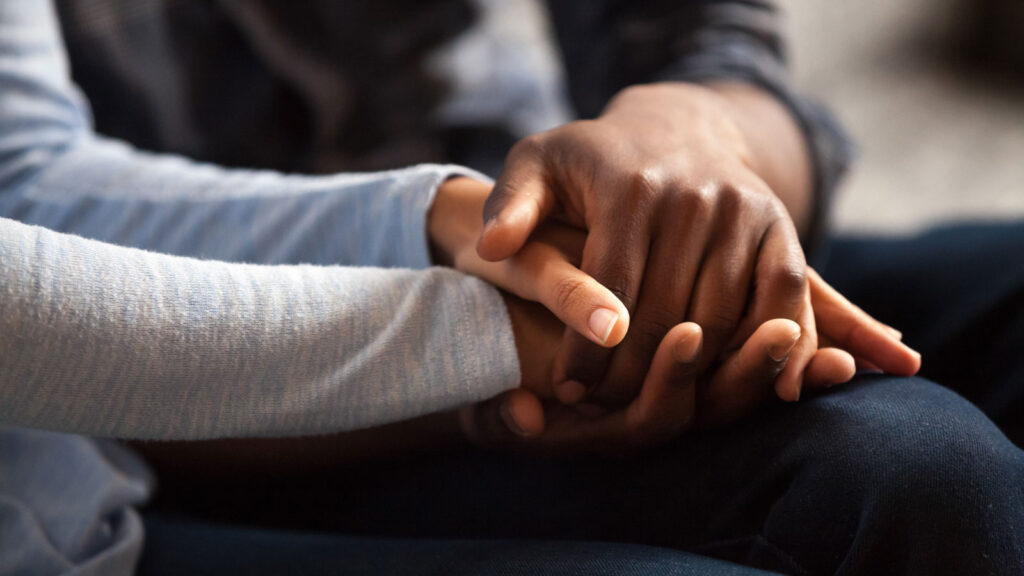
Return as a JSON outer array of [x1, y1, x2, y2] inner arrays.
[[459, 389, 546, 448], [477, 151, 557, 262], [697, 318, 800, 427], [508, 243, 630, 348]]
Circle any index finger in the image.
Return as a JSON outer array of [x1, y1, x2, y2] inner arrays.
[[730, 217, 807, 349], [551, 220, 650, 403]]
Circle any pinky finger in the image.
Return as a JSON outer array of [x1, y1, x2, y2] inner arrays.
[[802, 348, 857, 389]]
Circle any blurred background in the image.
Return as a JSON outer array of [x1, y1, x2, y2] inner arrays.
[[782, 0, 1024, 235]]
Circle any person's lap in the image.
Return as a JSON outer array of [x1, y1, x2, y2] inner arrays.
[[823, 220, 1024, 444], [140, 375, 1022, 575], [137, 517, 782, 576], [139, 221, 1024, 575]]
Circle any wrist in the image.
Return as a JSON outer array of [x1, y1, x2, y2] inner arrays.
[[427, 177, 492, 267], [499, 291, 561, 394], [603, 82, 753, 161]]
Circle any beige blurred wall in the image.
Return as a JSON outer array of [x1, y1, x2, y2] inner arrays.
[[781, 0, 1024, 235]]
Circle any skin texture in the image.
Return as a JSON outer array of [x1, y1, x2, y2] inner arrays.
[[473, 81, 823, 413], [134, 171, 922, 468], [137, 82, 920, 466], [462, 278, 919, 452], [430, 177, 920, 450]]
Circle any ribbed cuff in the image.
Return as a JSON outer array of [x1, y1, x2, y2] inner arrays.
[[396, 163, 493, 270]]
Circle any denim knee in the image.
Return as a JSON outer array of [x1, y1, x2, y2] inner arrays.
[[774, 375, 1024, 575], [804, 375, 1018, 473]]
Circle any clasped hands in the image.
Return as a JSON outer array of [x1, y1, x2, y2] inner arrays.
[[429, 82, 921, 455]]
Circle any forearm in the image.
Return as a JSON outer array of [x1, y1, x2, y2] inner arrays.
[[0, 134, 488, 268], [0, 218, 519, 439], [132, 411, 468, 480]]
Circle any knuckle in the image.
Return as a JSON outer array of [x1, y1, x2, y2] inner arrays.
[[550, 276, 590, 314], [716, 184, 746, 212], [669, 185, 716, 220], [626, 167, 666, 204], [763, 193, 789, 217], [755, 195, 790, 226], [716, 183, 771, 221], [768, 261, 808, 296], [509, 134, 546, 160]]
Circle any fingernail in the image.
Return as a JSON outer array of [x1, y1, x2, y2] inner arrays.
[[499, 400, 530, 437], [886, 326, 903, 340], [768, 333, 800, 363], [673, 330, 702, 364], [555, 380, 587, 404], [588, 308, 619, 345]]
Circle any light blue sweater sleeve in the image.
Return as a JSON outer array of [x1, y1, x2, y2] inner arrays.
[[0, 0, 521, 439]]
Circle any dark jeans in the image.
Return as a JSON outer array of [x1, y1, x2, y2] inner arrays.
[[138, 222, 1024, 576]]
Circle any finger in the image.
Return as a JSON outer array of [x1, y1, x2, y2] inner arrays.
[[802, 347, 857, 389], [773, 287, 818, 402], [625, 322, 703, 434], [459, 389, 545, 448], [541, 323, 703, 453], [816, 297, 903, 345], [819, 333, 882, 372], [808, 268, 921, 376], [685, 231, 757, 377], [593, 208, 710, 406], [855, 359, 882, 372], [477, 139, 558, 261], [552, 221, 651, 403], [698, 318, 800, 426], [506, 241, 630, 348], [460, 225, 629, 349], [732, 217, 807, 348]]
